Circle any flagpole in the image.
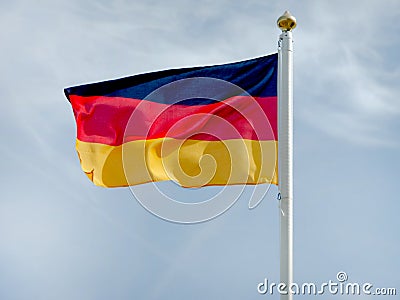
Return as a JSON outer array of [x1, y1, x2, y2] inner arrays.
[[277, 11, 296, 300]]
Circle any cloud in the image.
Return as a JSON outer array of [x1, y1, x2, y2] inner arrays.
[[294, 0, 400, 147]]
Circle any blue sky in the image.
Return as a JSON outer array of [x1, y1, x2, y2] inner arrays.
[[1, 0, 399, 299]]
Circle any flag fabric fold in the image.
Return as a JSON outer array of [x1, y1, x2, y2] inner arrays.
[[65, 53, 278, 188]]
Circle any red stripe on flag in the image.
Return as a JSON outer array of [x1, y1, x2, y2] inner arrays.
[[69, 95, 277, 146]]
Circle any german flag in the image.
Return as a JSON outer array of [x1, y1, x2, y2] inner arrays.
[[65, 53, 278, 188]]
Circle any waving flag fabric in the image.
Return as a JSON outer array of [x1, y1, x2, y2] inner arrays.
[[65, 53, 278, 188]]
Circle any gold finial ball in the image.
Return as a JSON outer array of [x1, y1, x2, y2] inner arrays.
[[277, 11, 297, 31]]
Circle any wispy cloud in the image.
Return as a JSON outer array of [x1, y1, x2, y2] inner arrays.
[[294, 0, 400, 147]]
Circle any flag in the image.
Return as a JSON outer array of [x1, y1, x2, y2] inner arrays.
[[65, 53, 278, 188]]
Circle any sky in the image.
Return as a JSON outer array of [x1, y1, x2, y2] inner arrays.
[[1, 0, 399, 299]]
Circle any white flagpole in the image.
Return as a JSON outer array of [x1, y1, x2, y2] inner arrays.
[[277, 11, 296, 300]]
